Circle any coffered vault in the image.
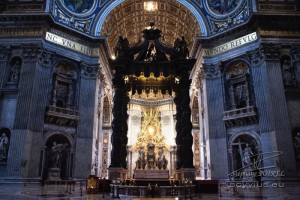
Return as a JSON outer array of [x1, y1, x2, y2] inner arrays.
[[100, 0, 201, 56]]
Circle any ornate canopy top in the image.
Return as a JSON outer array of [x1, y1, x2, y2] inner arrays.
[[113, 21, 190, 62], [109, 21, 196, 101]]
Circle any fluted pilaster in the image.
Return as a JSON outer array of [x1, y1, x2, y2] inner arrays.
[[203, 62, 228, 179], [263, 43, 296, 172]]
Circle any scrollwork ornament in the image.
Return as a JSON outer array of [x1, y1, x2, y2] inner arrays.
[[97, 65, 108, 87], [22, 44, 40, 60], [38, 50, 54, 67], [262, 44, 281, 61], [248, 48, 264, 67], [203, 63, 221, 79], [80, 62, 98, 79], [0, 45, 10, 61]]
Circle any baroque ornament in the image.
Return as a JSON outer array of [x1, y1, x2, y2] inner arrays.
[[61, 0, 95, 14], [133, 108, 169, 155], [80, 62, 98, 79], [262, 44, 281, 61], [206, 0, 243, 15], [38, 50, 54, 67], [0, 45, 10, 61], [248, 48, 264, 66], [203, 63, 221, 79], [22, 45, 40, 60]]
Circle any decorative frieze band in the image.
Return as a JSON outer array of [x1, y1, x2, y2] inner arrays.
[[203, 63, 221, 79]]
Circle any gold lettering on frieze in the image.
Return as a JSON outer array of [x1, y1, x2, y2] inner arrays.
[[259, 29, 300, 37], [45, 32, 100, 56], [0, 27, 43, 36], [203, 32, 258, 57]]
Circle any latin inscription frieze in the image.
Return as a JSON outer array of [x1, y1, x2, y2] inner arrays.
[[203, 32, 258, 57], [45, 32, 99, 57], [0, 27, 43, 36]]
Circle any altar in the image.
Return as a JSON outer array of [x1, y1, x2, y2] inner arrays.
[[134, 169, 169, 179]]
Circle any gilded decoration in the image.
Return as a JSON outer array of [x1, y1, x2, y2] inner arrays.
[[49, 0, 253, 49], [133, 108, 169, 154]]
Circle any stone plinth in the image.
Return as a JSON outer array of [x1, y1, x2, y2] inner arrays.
[[108, 167, 128, 180], [48, 168, 61, 181], [134, 170, 169, 179], [176, 168, 195, 180]]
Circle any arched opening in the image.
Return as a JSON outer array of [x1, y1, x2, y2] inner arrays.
[[94, 0, 207, 37], [229, 133, 261, 180], [100, 0, 202, 57], [42, 134, 72, 180]]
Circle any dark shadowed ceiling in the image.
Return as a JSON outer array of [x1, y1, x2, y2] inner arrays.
[[101, 0, 201, 56]]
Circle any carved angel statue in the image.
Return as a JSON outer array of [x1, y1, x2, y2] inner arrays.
[[114, 36, 129, 58], [174, 36, 189, 58]]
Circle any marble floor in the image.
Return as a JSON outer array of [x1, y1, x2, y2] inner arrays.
[[0, 181, 299, 200]]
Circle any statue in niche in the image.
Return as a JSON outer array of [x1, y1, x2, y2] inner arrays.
[[8, 60, 21, 84], [0, 133, 9, 161], [48, 141, 68, 168], [241, 143, 254, 167], [174, 36, 189, 58], [234, 84, 247, 108], [281, 57, 296, 86], [294, 132, 300, 160], [114, 36, 129, 58]]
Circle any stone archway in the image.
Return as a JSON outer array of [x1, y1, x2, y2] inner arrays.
[[228, 132, 261, 180], [93, 0, 208, 37]]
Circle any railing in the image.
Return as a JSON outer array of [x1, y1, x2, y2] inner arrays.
[[111, 184, 195, 199], [223, 106, 257, 120], [46, 105, 80, 118], [45, 105, 79, 127]]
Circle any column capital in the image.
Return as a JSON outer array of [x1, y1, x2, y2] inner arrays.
[[262, 43, 281, 61], [80, 62, 98, 79], [203, 63, 221, 79], [247, 47, 265, 67], [38, 49, 54, 68], [22, 44, 40, 60], [0, 45, 11, 61], [291, 44, 300, 62]]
